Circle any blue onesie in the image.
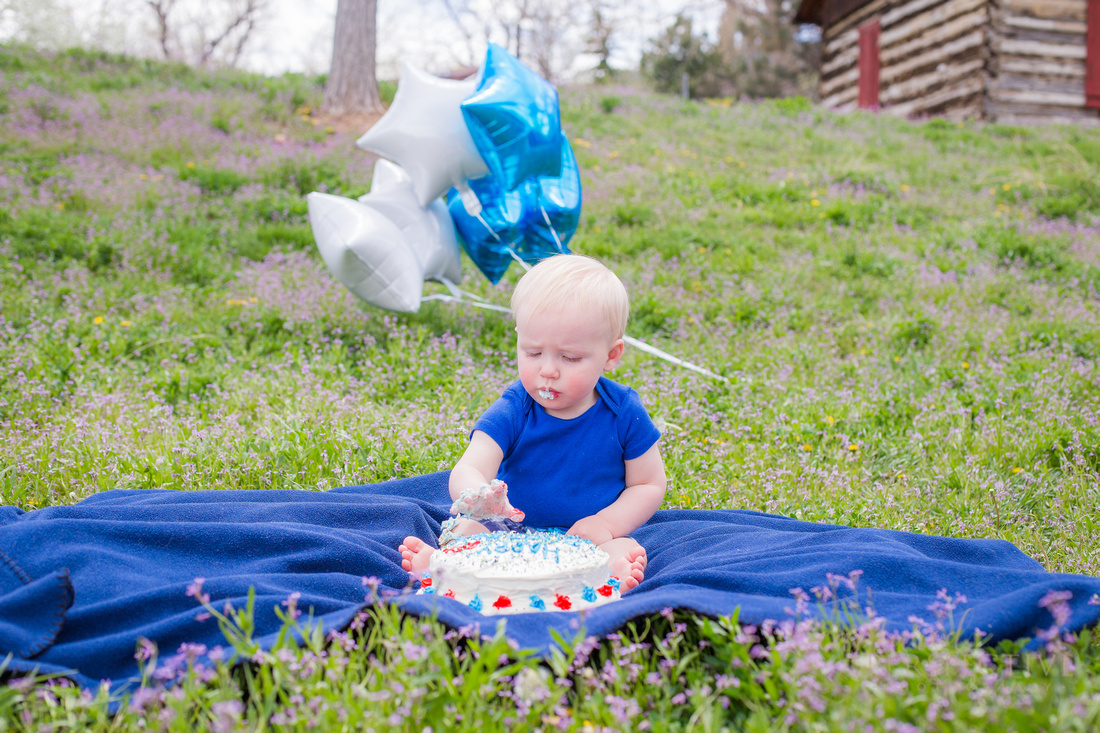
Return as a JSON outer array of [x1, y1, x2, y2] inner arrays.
[[472, 377, 661, 530]]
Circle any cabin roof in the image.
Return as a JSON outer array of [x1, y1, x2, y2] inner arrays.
[[794, 0, 874, 26]]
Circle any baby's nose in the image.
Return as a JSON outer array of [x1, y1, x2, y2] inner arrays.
[[539, 359, 558, 377]]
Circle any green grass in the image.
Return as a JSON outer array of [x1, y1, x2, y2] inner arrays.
[[2, 44, 1100, 730]]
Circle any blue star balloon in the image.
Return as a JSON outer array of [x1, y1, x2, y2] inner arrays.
[[461, 43, 563, 192], [447, 175, 526, 284], [520, 136, 581, 261], [448, 136, 581, 283]]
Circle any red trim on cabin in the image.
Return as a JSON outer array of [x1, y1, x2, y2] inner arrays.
[[858, 19, 880, 110], [1087, 0, 1100, 109]]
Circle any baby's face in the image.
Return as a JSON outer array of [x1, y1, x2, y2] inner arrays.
[[514, 306, 624, 420]]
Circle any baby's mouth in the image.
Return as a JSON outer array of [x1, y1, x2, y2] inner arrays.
[[538, 388, 557, 400]]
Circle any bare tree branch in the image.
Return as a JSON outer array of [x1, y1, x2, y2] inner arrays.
[[198, 0, 266, 66], [146, 0, 176, 59]]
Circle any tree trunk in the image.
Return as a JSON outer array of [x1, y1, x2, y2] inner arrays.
[[323, 0, 384, 115]]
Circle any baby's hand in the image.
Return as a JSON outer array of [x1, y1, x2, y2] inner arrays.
[[567, 515, 615, 546], [450, 479, 525, 522]]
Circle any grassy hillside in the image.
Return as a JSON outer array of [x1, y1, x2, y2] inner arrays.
[[2, 45, 1099, 730]]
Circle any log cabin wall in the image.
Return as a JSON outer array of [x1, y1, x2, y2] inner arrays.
[[986, 0, 1100, 126], [814, 0, 1100, 123], [820, 0, 993, 119]]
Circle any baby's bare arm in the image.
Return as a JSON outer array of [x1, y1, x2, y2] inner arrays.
[[568, 444, 667, 543], [448, 430, 504, 502]]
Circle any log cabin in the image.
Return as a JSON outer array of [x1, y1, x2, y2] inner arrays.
[[793, 0, 1100, 125]]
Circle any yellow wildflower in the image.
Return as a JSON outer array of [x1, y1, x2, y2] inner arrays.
[[93, 316, 104, 324]]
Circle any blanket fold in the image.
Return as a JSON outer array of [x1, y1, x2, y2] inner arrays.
[[1, 471, 1098, 694], [0, 545, 73, 659]]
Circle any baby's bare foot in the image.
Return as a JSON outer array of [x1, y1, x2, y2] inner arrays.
[[399, 536, 434, 573], [611, 546, 647, 592]]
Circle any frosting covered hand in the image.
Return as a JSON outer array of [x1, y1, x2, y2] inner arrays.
[[450, 479, 525, 522]]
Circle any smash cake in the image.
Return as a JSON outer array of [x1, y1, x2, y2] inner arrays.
[[417, 530, 622, 615]]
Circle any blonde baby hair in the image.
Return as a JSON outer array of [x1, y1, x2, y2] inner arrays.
[[510, 254, 629, 340]]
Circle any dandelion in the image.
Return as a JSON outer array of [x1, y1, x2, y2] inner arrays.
[[802, 444, 812, 451], [738, 160, 746, 167], [1012, 467, 1023, 474], [811, 199, 820, 206], [962, 361, 970, 369], [725, 156, 733, 163], [901, 184, 910, 191], [93, 316, 104, 324], [607, 151, 619, 158], [893, 355, 901, 362], [824, 416, 835, 425], [121, 320, 132, 327], [848, 444, 858, 451], [55, 202, 65, 210], [186, 161, 195, 168]]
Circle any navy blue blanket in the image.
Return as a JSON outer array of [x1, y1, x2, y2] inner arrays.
[[3, 471, 1099, 692]]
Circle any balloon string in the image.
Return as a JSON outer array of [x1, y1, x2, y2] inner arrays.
[[539, 205, 566, 253], [475, 212, 504, 243], [420, 293, 513, 314], [622, 335, 729, 383], [507, 248, 531, 270], [425, 296, 727, 382]]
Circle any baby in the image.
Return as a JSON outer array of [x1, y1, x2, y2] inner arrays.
[[400, 254, 667, 591]]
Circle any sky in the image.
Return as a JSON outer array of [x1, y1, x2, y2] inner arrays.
[[0, 0, 726, 81], [243, 0, 725, 80]]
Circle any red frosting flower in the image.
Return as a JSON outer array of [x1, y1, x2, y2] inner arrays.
[[596, 584, 613, 597], [554, 594, 571, 610], [444, 590, 455, 598], [493, 595, 512, 609], [421, 577, 433, 588]]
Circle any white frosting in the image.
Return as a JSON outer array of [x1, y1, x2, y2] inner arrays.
[[417, 531, 621, 614]]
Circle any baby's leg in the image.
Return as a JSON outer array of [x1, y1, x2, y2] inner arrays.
[[599, 537, 647, 592], [400, 518, 489, 574]]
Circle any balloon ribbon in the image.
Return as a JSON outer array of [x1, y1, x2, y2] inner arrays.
[[422, 284, 728, 383]]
